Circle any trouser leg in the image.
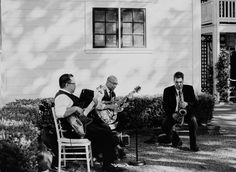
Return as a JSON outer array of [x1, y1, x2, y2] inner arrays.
[[86, 122, 116, 165], [185, 116, 198, 147], [161, 117, 181, 145]]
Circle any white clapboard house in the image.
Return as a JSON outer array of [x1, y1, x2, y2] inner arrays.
[[0, 0, 201, 107]]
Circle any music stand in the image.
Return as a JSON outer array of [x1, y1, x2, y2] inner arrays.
[[128, 127, 145, 166], [128, 108, 145, 166]]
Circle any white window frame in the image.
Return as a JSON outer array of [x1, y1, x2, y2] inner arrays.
[[84, 1, 152, 54]]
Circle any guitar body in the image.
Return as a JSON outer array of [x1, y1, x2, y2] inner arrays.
[[97, 110, 118, 125], [96, 86, 141, 128]]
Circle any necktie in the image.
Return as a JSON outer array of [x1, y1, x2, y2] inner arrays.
[[178, 90, 181, 110], [109, 90, 112, 99]]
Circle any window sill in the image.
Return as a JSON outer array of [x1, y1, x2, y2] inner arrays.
[[84, 48, 153, 54]]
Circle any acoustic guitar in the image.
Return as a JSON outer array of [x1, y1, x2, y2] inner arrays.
[[97, 86, 141, 128]]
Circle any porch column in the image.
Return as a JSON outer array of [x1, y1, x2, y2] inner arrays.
[[192, 0, 201, 92], [0, 0, 4, 107], [212, 0, 220, 100]]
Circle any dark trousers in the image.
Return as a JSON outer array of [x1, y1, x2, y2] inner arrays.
[[161, 114, 198, 147], [85, 120, 116, 165]]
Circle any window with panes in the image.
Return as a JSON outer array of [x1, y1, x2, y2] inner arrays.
[[93, 8, 146, 48]]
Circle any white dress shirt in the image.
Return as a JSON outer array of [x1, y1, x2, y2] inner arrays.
[[94, 84, 112, 110], [54, 89, 73, 118]]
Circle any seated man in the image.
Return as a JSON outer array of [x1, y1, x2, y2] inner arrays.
[[91, 75, 127, 160], [54, 74, 121, 172], [161, 71, 199, 151]]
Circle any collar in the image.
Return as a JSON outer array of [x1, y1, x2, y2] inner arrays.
[[175, 88, 182, 95], [103, 84, 111, 93], [60, 89, 72, 94]]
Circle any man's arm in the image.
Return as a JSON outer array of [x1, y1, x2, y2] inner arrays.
[[55, 95, 83, 118], [94, 86, 118, 111], [185, 86, 197, 111]]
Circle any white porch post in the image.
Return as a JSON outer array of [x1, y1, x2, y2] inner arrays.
[[192, 0, 201, 92], [212, 0, 220, 100], [0, 0, 4, 107], [0, 0, 2, 107]]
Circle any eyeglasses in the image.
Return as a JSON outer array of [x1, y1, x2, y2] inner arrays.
[[67, 82, 76, 85], [108, 80, 118, 85]]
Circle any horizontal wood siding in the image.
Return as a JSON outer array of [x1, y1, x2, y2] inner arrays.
[[1, 0, 200, 106]]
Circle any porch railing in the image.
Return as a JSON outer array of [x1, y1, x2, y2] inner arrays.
[[202, 0, 236, 24]]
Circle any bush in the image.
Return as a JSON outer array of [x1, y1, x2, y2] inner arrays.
[[0, 99, 43, 172], [117, 96, 165, 130], [215, 49, 230, 102], [0, 140, 36, 172], [195, 93, 215, 125]]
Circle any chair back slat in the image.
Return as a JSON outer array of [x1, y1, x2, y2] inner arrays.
[[51, 107, 64, 139]]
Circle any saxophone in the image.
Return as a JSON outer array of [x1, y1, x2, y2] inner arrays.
[[175, 90, 187, 125]]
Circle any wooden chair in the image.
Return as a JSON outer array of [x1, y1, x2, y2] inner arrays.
[[51, 107, 93, 172]]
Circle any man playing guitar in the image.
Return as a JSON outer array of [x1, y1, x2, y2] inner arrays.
[[92, 75, 129, 160]]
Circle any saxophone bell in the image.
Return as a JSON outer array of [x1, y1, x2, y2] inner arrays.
[[178, 108, 187, 116]]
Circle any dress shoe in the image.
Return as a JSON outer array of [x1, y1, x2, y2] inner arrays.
[[50, 166, 66, 172], [117, 148, 126, 159], [172, 140, 183, 148], [190, 146, 199, 152], [144, 136, 158, 144], [102, 164, 123, 172]]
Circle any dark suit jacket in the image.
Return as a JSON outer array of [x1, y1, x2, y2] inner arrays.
[[163, 85, 197, 118]]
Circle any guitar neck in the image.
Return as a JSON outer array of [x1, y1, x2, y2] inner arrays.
[[117, 91, 134, 106]]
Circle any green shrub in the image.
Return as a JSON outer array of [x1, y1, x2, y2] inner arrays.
[[0, 140, 36, 172], [195, 93, 215, 125], [117, 96, 165, 130], [0, 99, 42, 172], [215, 49, 230, 102], [37, 98, 55, 132]]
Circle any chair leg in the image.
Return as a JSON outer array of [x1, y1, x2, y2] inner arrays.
[[89, 144, 93, 167], [58, 145, 62, 172], [62, 147, 66, 167], [85, 145, 90, 172]]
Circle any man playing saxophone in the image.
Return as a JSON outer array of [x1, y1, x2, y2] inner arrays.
[[162, 71, 199, 151]]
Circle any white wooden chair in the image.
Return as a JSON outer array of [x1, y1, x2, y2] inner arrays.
[[51, 107, 93, 172]]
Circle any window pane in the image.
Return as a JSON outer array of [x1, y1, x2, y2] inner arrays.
[[134, 35, 144, 47], [106, 35, 117, 47], [122, 10, 132, 22], [122, 23, 132, 34], [94, 23, 105, 34], [133, 10, 144, 22], [94, 10, 105, 21], [134, 23, 144, 34], [94, 35, 105, 47], [106, 23, 117, 34], [106, 10, 118, 22], [122, 35, 133, 47]]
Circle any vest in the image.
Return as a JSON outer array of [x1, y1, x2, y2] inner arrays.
[[54, 90, 82, 132]]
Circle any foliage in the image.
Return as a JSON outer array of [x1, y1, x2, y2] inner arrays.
[[117, 96, 165, 130], [195, 93, 215, 124], [0, 140, 36, 172], [216, 49, 230, 102], [0, 99, 45, 172], [37, 98, 55, 132]]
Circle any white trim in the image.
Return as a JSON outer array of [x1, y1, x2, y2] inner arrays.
[[84, 49, 152, 54]]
